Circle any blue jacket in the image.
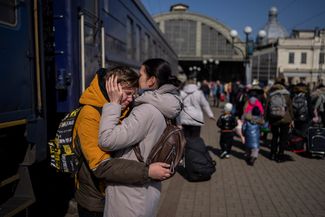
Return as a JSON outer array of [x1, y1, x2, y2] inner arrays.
[[242, 118, 261, 149]]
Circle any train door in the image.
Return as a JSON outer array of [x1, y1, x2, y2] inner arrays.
[[0, 1, 43, 216], [0, 0, 36, 123], [80, 0, 103, 91]]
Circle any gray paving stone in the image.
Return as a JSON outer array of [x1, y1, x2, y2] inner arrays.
[[157, 107, 325, 217]]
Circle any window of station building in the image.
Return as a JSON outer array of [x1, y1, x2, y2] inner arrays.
[[126, 17, 134, 60], [164, 19, 196, 56], [135, 24, 141, 62], [201, 24, 233, 56], [0, 0, 17, 26], [301, 52, 307, 64], [289, 52, 295, 64], [319, 52, 325, 64]]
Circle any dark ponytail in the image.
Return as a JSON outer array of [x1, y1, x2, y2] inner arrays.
[[142, 58, 180, 88]]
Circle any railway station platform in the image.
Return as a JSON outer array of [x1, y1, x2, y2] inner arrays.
[[65, 106, 325, 217], [157, 106, 325, 217]]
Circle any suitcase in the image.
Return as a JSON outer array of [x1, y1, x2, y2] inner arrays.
[[307, 126, 325, 158]]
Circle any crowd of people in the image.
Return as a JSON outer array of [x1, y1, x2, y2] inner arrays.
[[72, 58, 325, 217], [206, 77, 325, 166]]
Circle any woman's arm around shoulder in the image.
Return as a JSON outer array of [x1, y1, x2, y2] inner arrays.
[[98, 103, 160, 151]]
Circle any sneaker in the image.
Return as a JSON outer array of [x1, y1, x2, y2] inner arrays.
[[225, 154, 230, 159], [248, 157, 256, 166], [220, 151, 228, 159]]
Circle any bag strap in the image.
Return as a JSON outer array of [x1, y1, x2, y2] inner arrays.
[[182, 92, 205, 124], [133, 145, 144, 163], [74, 135, 101, 192], [75, 105, 102, 191]]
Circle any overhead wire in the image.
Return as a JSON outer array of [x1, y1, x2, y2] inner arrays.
[[292, 9, 325, 28]]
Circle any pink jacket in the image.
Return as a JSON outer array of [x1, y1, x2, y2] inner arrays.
[[244, 97, 264, 115]]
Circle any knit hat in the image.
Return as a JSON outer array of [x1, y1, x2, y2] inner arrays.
[[224, 103, 233, 113], [252, 106, 261, 116]]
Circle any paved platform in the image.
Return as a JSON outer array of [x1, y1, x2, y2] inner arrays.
[[157, 106, 325, 217]]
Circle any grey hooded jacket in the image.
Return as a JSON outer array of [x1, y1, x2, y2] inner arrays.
[[179, 83, 214, 126], [98, 84, 182, 217]]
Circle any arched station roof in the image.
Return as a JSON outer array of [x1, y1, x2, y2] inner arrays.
[[154, 6, 245, 61]]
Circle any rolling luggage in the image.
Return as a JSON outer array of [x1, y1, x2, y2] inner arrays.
[[307, 126, 325, 158]]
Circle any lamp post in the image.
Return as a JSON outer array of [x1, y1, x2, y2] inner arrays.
[[203, 58, 219, 81], [230, 27, 266, 84], [189, 66, 201, 79]]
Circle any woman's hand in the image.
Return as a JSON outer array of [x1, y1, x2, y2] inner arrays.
[[106, 75, 123, 104], [148, 162, 171, 181]]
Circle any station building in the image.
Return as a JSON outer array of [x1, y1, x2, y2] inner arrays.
[[252, 7, 325, 86], [153, 4, 246, 82]]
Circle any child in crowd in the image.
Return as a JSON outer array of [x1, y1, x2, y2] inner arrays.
[[217, 103, 238, 158], [242, 106, 264, 166]]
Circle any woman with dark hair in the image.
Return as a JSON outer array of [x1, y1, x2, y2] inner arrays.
[[98, 58, 182, 217], [74, 66, 171, 217]]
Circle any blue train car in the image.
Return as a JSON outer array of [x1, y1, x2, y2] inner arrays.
[[0, 0, 177, 216]]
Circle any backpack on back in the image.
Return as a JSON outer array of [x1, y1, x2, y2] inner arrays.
[[292, 93, 308, 121], [49, 105, 101, 175], [48, 107, 83, 175], [269, 91, 286, 119], [133, 119, 186, 177]]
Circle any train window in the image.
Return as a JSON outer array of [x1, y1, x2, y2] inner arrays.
[[152, 40, 156, 57], [83, 0, 98, 17], [82, 0, 98, 45], [144, 33, 150, 60], [103, 0, 109, 13], [127, 17, 134, 60], [0, 0, 17, 26], [135, 25, 141, 62]]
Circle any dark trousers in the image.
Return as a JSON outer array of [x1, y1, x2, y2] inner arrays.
[[182, 125, 201, 138], [321, 111, 325, 127], [78, 204, 103, 217], [271, 124, 290, 155], [214, 94, 220, 107], [220, 132, 235, 153]]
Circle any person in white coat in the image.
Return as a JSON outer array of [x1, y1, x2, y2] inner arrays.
[[98, 59, 182, 217], [179, 78, 215, 138]]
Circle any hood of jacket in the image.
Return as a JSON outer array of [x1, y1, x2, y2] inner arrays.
[[134, 84, 182, 119], [270, 84, 290, 94], [271, 88, 290, 96], [293, 84, 308, 94], [79, 74, 108, 107], [183, 84, 199, 94]]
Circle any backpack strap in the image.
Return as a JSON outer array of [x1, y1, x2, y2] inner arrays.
[[182, 92, 204, 124], [75, 105, 103, 191], [133, 117, 172, 164], [74, 134, 101, 192], [133, 145, 144, 163]]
